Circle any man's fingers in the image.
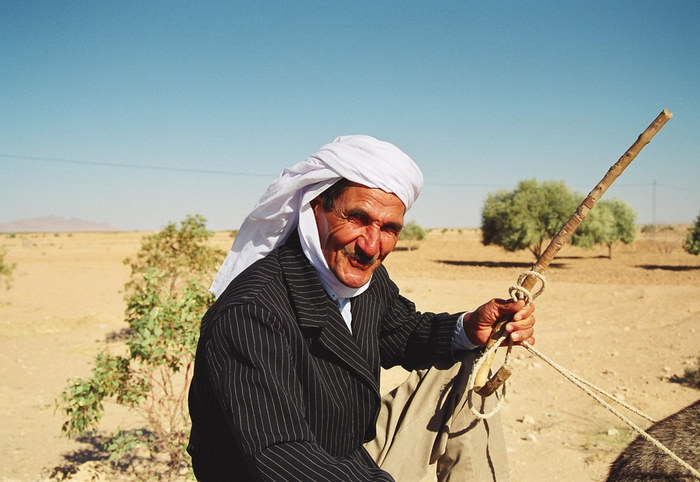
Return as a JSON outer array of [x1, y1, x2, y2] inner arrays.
[[510, 300, 534, 321], [506, 314, 535, 332], [499, 334, 535, 346], [505, 312, 535, 343]]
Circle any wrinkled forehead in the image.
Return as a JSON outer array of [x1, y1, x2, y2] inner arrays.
[[320, 179, 406, 212], [342, 182, 406, 212]]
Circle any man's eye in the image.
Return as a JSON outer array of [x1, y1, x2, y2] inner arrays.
[[348, 213, 370, 225]]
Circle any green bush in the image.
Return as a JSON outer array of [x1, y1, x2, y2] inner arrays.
[[481, 179, 636, 260], [675, 355, 700, 390], [0, 247, 15, 290], [481, 179, 579, 259], [399, 220, 426, 250], [57, 215, 224, 473], [573, 198, 637, 259], [683, 212, 700, 255]]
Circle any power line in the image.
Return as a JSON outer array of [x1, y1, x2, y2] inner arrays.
[[0, 153, 521, 188], [0, 153, 276, 178], [2, 153, 699, 193]]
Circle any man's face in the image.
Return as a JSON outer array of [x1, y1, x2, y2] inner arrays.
[[311, 183, 405, 288]]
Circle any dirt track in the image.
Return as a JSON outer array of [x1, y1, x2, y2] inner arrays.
[[1, 227, 698, 481]]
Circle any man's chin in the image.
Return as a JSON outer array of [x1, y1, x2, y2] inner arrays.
[[337, 269, 372, 288]]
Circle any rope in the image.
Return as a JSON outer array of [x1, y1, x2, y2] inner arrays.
[[508, 270, 546, 302], [465, 269, 700, 479], [521, 341, 700, 480], [467, 337, 700, 480], [467, 270, 545, 419], [465, 335, 510, 419]]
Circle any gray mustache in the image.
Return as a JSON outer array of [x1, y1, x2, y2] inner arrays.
[[343, 247, 378, 266]]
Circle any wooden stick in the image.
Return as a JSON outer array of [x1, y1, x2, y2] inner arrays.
[[473, 109, 673, 394]]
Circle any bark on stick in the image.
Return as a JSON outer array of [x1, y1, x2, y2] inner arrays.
[[474, 109, 673, 394]]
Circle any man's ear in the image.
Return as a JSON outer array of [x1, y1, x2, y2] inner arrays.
[[310, 196, 322, 213]]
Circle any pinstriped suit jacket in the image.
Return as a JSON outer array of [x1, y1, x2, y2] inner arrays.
[[188, 233, 459, 481]]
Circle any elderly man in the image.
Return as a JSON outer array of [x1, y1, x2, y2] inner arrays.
[[187, 135, 535, 481]]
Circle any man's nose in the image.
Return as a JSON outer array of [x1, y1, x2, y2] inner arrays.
[[357, 225, 380, 257]]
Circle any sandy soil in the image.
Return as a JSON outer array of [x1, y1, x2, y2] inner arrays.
[[1, 227, 698, 481]]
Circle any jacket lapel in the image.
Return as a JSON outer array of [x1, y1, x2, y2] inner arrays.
[[349, 292, 380, 380], [280, 235, 379, 395]]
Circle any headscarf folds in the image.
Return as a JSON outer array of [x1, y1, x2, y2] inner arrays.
[[210, 135, 423, 298]]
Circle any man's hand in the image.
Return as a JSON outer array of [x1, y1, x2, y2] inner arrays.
[[464, 298, 535, 347]]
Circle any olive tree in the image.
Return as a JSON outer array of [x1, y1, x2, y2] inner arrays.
[[481, 179, 637, 260], [57, 215, 224, 472], [481, 179, 578, 259], [572, 198, 637, 259], [683, 212, 700, 255]]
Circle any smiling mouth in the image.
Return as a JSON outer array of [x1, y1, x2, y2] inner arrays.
[[343, 248, 377, 269]]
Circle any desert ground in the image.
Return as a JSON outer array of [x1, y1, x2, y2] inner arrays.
[[1, 226, 698, 481]]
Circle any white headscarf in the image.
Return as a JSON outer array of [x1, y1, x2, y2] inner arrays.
[[210, 134, 423, 299]]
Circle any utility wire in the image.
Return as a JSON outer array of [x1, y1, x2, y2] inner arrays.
[[2, 153, 698, 192], [0, 153, 507, 187], [0, 153, 276, 178]]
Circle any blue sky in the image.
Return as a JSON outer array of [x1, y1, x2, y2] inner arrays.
[[2, 1, 698, 231]]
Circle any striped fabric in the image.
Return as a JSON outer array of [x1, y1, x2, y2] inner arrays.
[[188, 233, 459, 481]]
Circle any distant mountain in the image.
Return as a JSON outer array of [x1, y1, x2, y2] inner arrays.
[[0, 216, 115, 233]]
